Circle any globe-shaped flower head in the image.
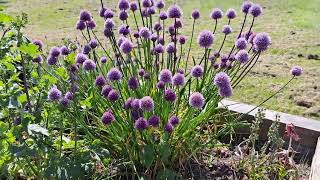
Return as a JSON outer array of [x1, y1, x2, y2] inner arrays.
[[119, 11, 129, 21], [107, 90, 120, 102], [118, 25, 131, 36], [99, 7, 106, 17], [142, 0, 152, 8], [60, 46, 70, 55], [159, 69, 172, 84], [87, 20, 96, 29], [164, 123, 174, 133], [249, 4, 262, 17], [95, 75, 106, 87], [191, 65, 204, 78], [32, 39, 44, 51], [235, 38, 247, 50], [48, 86, 62, 101], [107, 68, 122, 81], [159, 12, 168, 20], [241, 1, 252, 14], [222, 25, 232, 35], [191, 10, 200, 20], [226, 8, 236, 19], [236, 50, 249, 64], [101, 85, 112, 97], [172, 73, 185, 87], [120, 40, 133, 54], [118, 0, 130, 10], [130, 2, 138, 11], [60, 98, 70, 107], [198, 30, 214, 48], [155, 0, 165, 9], [135, 117, 149, 131], [47, 56, 58, 65], [76, 20, 86, 31], [76, 53, 87, 64], [291, 66, 303, 76], [253, 32, 271, 52], [83, 59, 96, 71], [50, 47, 60, 57], [169, 115, 179, 126], [79, 10, 92, 21], [128, 76, 139, 90], [167, 5, 182, 18], [154, 44, 164, 54], [149, 115, 160, 127], [101, 110, 115, 125], [178, 36, 187, 44], [139, 27, 151, 39], [214, 72, 233, 97], [189, 92, 205, 109], [164, 89, 176, 102], [89, 39, 98, 49], [211, 8, 223, 20], [104, 9, 114, 19], [140, 96, 154, 111], [82, 44, 91, 54]]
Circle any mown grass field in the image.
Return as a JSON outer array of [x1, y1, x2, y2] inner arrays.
[[3, 0, 320, 119]]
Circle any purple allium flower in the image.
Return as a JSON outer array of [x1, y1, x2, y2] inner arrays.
[[154, 44, 164, 54], [130, 2, 138, 11], [89, 39, 98, 49], [32, 55, 43, 63], [167, 5, 182, 18], [168, 25, 175, 35], [164, 123, 173, 133], [220, 61, 227, 69], [172, 73, 185, 87], [87, 20, 96, 29], [211, 8, 223, 20], [60, 46, 70, 55], [249, 4, 262, 17], [191, 65, 204, 78], [124, 97, 133, 109], [141, 8, 148, 17], [159, 69, 172, 83], [120, 40, 133, 54], [192, 9, 200, 19], [213, 63, 219, 69], [236, 50, 249, 64], [131, 110, 142, 120], [133, 31, 140, 38], [107, 68, 122, 81], [32, 39, 43, 51], [178, 36, 187, 44], [48, 86, 62, 101], [65, 91, 73, 100], [150, 33, 158, 42], [138, 68, 145, 77], [229, 53, 236, 62], [83, 59, 96, 71], [169, 115, 179, 126], [83, 44, 92, 54], [50, 47, 60, 57], [101, 85, 112, 97], [198, 30, 214, 48], [104, 9, 114, 19], [148, 115, 160, 127], [117, 37, 127, 47], [95, 75, 106, 87], [142, 0, 152, 8], [189, 92, 205, 109], [155, 0, 165, 9], [166, 42, 175, 53], [241, 1, 252, 14], [164, 89, 176, 102], [140, 96, 154, 111], [80, 10, 92, 21], [291, 66, 303, 76], [156, 81, 165, 89], [128, 76, 139, 89], [226, 8, 236, 19], [107, 89, 119, 101], [101, 110, 115, 124], [118, 0, 130, 10], [135, 117, 149, 131], [174, 19, 183, 29], [99, 7, 106, 17], [159, 12, 168, 20], [119, 25, 131, 36], [139, 27, 151, 39], [214, 72, 233, 97], [100, 56, 107, 64], [60, 98, 70, 107], [214, 51, 220, 58], [222, 25, 232, 35], [104, 29, 113, 37], [131, 99, 141, 110], [76, 20, 86, 30], [119, 10, 129, 21], [157, 37, 165, 45], [148, 7, 156, 15], [235, 38, 247, 50], [47, 55, 58, 66], [253, 32, 271, 52], [76, 53, 87, 64], [153, 22, 162, 32]]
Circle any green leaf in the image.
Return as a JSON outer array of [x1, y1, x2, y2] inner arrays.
[[159, 143, 171, 163], [19, 43, 40, 58], [66, 52, 76, 64], [0, 13, 13, 23], [55, 67, 69, 81], [80, 94, 93, 109], [141, 145, 155, 168], [18, 94, 27, 104]]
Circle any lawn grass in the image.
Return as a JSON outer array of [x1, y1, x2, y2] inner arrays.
[[3, 0, 320, 119]]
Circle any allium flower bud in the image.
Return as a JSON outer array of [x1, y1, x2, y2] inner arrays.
[[155, 0, 165, 9], [291, 66, 303, 76], [131, 99, 141, 110], [150, 33, 158, 42], [174, 19, 183, 29], [159, 69, 172, 83], [169, 115, 179, 126], [124, 97, 133, 109], [178, 36, 187, 44], [83, 59, 96, 71], [221, 54, 228, 63], [100, 56, 107, 64], [87, 20, 96, 29], [156, 81, 165, 89], [32, 39, 44, 51], [119, 10, 129, 21], [89, 39, 98, 49], [241, 1, 252, 14], [249, 4, 262, 17], [107, 68, 122, 81], [164, 123, 173, 133], [168, 25, 175, 35], [191, 9, 200, 19], [142, 0, 152, 8], [229, 53, 236, 62], [130, 2, 138, 11], [104, 29, 113, 37], [76, 20, 86, 30], [191, 65, 204, 78], [33, 55, 43, 63], [235, 38, 247, 50], [167, 5, 182, 18], [76, 53, 87, 64], [159, 12, 168, 20], [82, 44, 92, 54], [60, 46, 70, 55], [172, 73, 185, 87], [48, 86, 62, 101], [140, 96, 154, 111], [135, 117, 149, 131], [153, 22, 162, 32], [189, 92, 205, 109], [120, 40, 133, 54], [60, 98, 70, 107], [128, 76, 139, 89], [101, 85, 112, 97], [139, 27, 151, 39], [80, 10, 92, 21], [148, 7, 156, 15], [118, 0, 130, 10], [65, 91, 73, 100], [222, 25, 232, 35], [138, 68, 145, 76], [164, 89, 176, 102], [107, 90, 119, 101], [133, 31, 140, 38], [236, 50, 249, 64], [47, 55, 58, 66], [166, 42, 175, 53], [50, 47, 60, 57], [214, 72, 233, 97], [253, 32, 271, 52], [154, 44, 164, 54], [213, 63, 219, 69], [198, 30, 214, 48], [211, 8, 223, 20], [226, 8, 236, 19], [99, 7, 106, 17], [148, 115, 160, 127], [119, 25, 131, 36], [95, 75, 106, 87], [104, 9, 114, 19], [101, 110, 115, 124]]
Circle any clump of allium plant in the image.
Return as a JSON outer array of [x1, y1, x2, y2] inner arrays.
[[36, 0, 302, 177]]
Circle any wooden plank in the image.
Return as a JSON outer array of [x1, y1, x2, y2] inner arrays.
[[309, 137, 320, 179]]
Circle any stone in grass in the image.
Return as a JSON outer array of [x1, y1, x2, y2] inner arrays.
[[294, 97, 314, 108]]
